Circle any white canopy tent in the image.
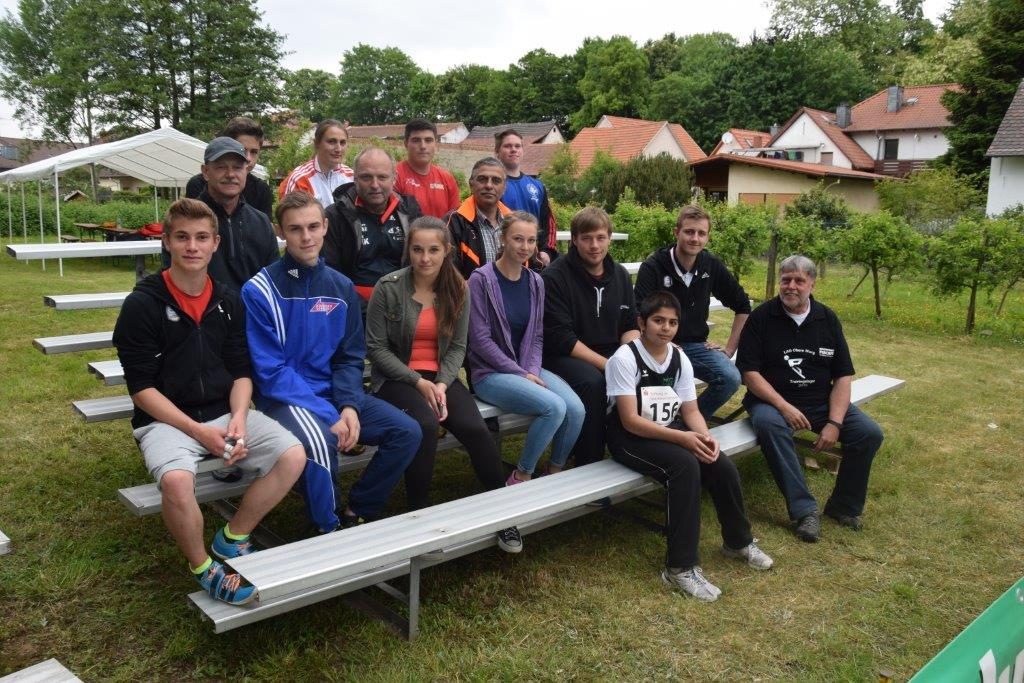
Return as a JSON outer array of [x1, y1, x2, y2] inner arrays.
[[1, 126, 267, 275]]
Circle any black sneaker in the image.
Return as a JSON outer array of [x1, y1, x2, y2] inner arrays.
[[824, 507, 863, 531], [339, 512, 368, 529], [496, 526, 523, 553], [211, 465, 243, 483], [794, 512, 821, 543]]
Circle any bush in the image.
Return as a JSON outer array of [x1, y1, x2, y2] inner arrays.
[[877, 167, 984, 234], [702, 200, 773, 281], [607, 190, 675, 263], [0, 192, 172, 237]]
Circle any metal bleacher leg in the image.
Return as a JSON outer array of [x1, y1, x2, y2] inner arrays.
[[343, 558, 423, 640]]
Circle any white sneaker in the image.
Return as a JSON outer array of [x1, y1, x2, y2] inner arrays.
[[661, 566, 721, 602], [721, 541, 774, 570]]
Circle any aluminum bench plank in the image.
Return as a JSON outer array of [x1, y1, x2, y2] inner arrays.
[[0, 529, 10, 555], [34, 331, 113, 355], [190, 481, 662, 632], [229, 459, 667, 602], [87, 360, 125, 386], [73, 395, 133, 422], [7, 241, 162, 260], [0, 659, 82, 682], [44, 292, 129, 310], [118, 473, 257, 517]]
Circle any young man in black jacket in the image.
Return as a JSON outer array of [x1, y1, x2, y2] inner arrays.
[[114, 199, 305, 606], [542, 207, 639, 466], [634, 204, 752, 421]]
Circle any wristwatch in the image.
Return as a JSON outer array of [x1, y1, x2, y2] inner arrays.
[[826, 419, 843, 430]]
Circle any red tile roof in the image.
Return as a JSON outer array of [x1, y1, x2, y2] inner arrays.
[[845, 84, 960, 132], [466, 121, 560, 144], [668, 123, 707, 161], [771, 107, 876, 171], [709, 128, 772, 155], [571, 117, 705, 169], [346, 122, 465, 140], [692, 153, 891, 180], [987, 79, 1024, 157]]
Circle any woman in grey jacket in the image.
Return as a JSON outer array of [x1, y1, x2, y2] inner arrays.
[[366, 216, 522, 553]]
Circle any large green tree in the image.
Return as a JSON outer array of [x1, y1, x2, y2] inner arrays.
[[283, 69, 335, 123], [940, 0, 1024, 185], [570, 36, 649, 132], [723, 34, 873, 133], [647, 33, 739, 152], [0, 0, 106, 144], [332, 44, 423, 124], [505, 49, 580, 132], [435, 64, 499, 128]]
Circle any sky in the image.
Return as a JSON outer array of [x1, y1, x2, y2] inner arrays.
[[0, 0, 953, 138]]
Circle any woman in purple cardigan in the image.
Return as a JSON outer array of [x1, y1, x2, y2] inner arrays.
[[467, 211, 585, 484]]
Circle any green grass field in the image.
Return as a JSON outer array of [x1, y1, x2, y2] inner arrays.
[[0, 250, 1021, 681]]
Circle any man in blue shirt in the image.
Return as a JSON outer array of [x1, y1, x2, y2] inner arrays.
[[495, 129, 558, 265], [242, 191, 420, 533]]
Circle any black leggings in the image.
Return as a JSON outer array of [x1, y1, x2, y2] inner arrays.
[[607, 419, 753, 569], [375, 373, 505, 509]]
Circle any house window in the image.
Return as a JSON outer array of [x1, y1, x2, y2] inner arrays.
[[883, 139, 899, 160], [0, 145, 18, 161], [821, 152, 833, 165]]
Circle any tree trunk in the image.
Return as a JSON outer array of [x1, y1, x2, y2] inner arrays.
[[996, 276, 1019, 316], [871, 264, 882, 319], [764, 228, 778, 301], [848, 267, 869, 298], [966, 281, 978, 335]]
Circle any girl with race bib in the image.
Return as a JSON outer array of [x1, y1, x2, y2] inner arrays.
[[605, 291, 773, 602]]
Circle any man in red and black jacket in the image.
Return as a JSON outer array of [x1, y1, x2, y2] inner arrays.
[[445, 157, 511, 280]]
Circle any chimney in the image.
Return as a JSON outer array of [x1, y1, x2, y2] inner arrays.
[[836, 103, 851, 128], [769, 123, 779, 138], [886, 86, 904, 113]]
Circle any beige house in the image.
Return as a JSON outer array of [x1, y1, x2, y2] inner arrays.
[[570, 115, 706, 171], [689, 155, 888, 212]]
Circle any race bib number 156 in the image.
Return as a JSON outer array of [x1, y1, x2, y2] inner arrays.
[[640, 385, 680, 426]]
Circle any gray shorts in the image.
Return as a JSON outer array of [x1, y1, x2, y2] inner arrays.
[[134, 411, 301, 485]]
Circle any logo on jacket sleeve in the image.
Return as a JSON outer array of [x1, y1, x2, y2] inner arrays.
[[310, 298, 339, 315], [663, 275, 672, 288]]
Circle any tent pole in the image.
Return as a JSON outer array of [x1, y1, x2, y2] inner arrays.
[[20, 183, 27, 241], [6, 183, 11, 241], [54, 170, 63, 277], [153, 185, 158, 221]]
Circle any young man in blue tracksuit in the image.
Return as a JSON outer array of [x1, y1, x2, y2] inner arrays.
[[242, 191, 420, 533]]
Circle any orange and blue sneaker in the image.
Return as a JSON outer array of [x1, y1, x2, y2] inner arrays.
[[211, 527, 254, 560], [195, 560, 256, 606]]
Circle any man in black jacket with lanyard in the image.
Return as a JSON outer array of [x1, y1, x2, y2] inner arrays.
[[737, 255, 883, 542], [634, 204, 751, 421], [542, 207, 639, 466]]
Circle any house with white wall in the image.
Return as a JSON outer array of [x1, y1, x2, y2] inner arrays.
[[986, 79, 1024, 216], [742, 84, 959, 178]]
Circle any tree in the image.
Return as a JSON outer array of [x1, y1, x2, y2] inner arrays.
[[876, 167, 984, 233], [332, 44, 423, 124], [838, 212, 924, 319], [505, 49, 581, 133], [570, 36, 649, 132], [786, 182, 851, 229], [767, 0, 913, 83], [643, 33, 684, 80], [930, 216, 1018, 334], [539, 145, 581, 206], [704, 201, 773, 282], [991, 206, 1024, 315], [647, 33, 738, 152], [940, 0, 1024, 185], [723, 35, 873, 133], [603, 154, 692, 212], [283, 69, 335, 123], [0, 0, 106, 144], [435, 64, 499, 128]]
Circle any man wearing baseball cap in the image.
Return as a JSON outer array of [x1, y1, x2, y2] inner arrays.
[[186, 117, 273, 221], [164, 136, 279, 291]]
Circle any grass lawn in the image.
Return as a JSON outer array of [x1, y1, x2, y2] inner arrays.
[[0, 251, 1021, 681]]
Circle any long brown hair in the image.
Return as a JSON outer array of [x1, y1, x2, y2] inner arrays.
[[404, 216, 466, 338]]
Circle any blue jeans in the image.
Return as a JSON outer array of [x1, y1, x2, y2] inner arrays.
[[747, 399, 884, 521], [474, 369, 585, 474], [681, 342, 741, 420]]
